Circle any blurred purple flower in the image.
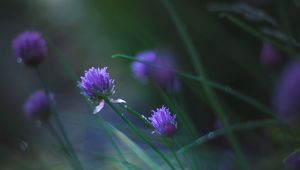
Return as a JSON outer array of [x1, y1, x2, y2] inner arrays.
[[131, 50, 181, 92], [12, 31, 47, 67], [215, 119, 222, 129], [285, 153, 300, 170], [149, 106, 177, 137], [273, 61, 300, 126], [24, 90, 54, 122], [78, 67, 125, 114], [260, 42, 283, 71]]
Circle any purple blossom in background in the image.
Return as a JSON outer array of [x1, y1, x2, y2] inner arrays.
[[215, 119, 222, 129], [23, 90, 54, 122], [78, 67, 125, 114], [12, 31, 47, 67], [260, 42, 283, 71], [131, 50, 181, 92], [285, 153, 300, 170], [273, 61, 300, 126], [149, 106, 177, 137]]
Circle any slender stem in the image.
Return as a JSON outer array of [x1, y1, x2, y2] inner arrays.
[[163, 138, 185, 170], [95, 116, 133, 170], [35, 67, 84, 170], [177, 119, 280, 154], [219, 13, 299, 56], [120, 104, 153, 127], [104, 98, 176, 170], [47, 122, 79, 170], [161, 0, 249, 169]]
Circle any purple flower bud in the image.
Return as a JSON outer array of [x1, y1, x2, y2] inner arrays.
[[260, 42, 283, 71], [12, 31, 47, 67], [78, 67, 115, 103], [23, 90, 54, 122], [131, 50, 180, 92], [273, 61, 300, 126], [285, 153, 300, 170], [149, 106, 177, 137]]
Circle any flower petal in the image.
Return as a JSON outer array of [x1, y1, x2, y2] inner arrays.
[[110, 98, 126, 104], [93, 100, 105, 114]]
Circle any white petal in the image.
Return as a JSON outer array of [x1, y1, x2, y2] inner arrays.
[[93, 100, 105, 114], [110, 98, 126, 104]]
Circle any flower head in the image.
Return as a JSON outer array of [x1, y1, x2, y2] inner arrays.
[[23, 90, 54, 122], [78, 67, 125, 114], [12, 31, 47, 67], [78, 67, 115, 102], [273, 61, 300, 126], [131, 50, 180, 92], [260, 42, 284, 71], [149, 106, 177, 137]]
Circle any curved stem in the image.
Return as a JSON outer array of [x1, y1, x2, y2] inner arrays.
[[177, 119, 280, 154], [163, 138, 185, 170], [94, 116, 133, 170], [104, 98, 176, 170]]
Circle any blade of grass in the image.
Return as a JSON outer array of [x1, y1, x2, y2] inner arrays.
[[109, 124, 161, 170], [177, 119, 280, 154], [94, 116, 134, 170], [111, 54, 274, 117], [219, 13, 299, 56]]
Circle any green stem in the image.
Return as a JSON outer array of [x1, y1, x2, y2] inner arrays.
[[35, 67, 84, 170], [177, 119, 280, 154], [163, 138, 185, 170], [94, 116, 133, 170], [104, 98, 176, 170], [120, 104, 152, 127], [47, 122, 80, 169], [219, 13, 299, 56], [161, 0, 249, 169]]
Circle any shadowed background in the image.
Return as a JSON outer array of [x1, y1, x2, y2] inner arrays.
[[1, 0, 300, 169]]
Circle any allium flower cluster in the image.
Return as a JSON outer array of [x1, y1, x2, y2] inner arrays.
[[149, 106, 177, 137], [23, 90, 54, 122], [12, 31, 47, 67], [131, 50, 180, 92], [78, 67, 125, 114], [273, 61, 300, 126]]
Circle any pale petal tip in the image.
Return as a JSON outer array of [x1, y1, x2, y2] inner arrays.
[[93, 100, 105, 114], [110, 98, 126, 104]]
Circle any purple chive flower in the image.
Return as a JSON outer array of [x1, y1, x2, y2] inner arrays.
[[78, 67, 125, 114], [23, 90, 54, 122], [149, 106, 177, 137], [285, 153, 300, 170], [131, 50, 181, 92], [260, 42, 284, 71], [273, 61, 300, 126], [12, 31, 47, 67]]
